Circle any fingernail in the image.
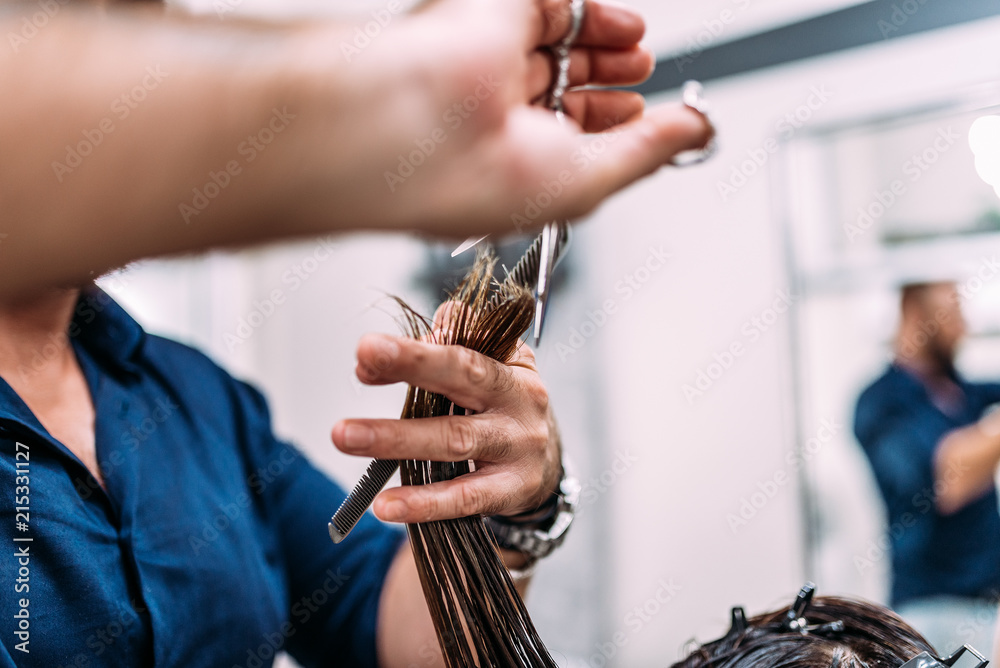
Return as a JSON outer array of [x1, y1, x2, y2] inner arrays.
[[379, 498, 408, 522], [342, 424, 374, 452]]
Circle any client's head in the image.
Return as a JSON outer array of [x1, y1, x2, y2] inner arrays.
[[672, 584, 936, 668]]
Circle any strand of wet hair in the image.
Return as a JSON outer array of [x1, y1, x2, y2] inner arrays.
[[396, 250, 558, 667]]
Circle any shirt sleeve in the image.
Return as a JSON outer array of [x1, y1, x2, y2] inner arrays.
[[973, 381, 1000, 410], [232, 380, 406, 668], [853, 383, 943, 534]]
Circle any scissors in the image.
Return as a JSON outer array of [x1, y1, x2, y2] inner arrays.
[[451, 0, 582, 347]]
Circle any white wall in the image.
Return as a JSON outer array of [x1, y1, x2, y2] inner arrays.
[[577, 14, 1000, 666]]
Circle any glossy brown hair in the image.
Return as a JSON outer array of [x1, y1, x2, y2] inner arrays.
[[673, 595, 934, 668]]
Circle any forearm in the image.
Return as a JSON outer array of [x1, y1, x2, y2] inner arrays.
[[0, 5, 428, 298], [934, 414, 1000, 514], [1, 0, 712, 300], [376, 540, 533, 668]]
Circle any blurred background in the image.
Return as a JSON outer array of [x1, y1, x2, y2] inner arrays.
[[100, 0, 1000, 665]]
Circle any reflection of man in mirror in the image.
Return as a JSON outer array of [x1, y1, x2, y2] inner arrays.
[[854, 281, 1000, 657]]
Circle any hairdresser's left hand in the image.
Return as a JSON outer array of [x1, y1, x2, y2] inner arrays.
[[331, 329, 561, 522]]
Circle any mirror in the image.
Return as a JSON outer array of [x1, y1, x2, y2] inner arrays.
[[780, 83, 1000, 654]]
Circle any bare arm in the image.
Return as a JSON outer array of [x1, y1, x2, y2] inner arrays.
[[377, 541, 534, 668], [0, 0, 711, 300], [934, 410, 1000, 514]]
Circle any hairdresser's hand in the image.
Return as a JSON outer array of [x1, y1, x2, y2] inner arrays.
[[0, 0, 712, 299], [294, 0, 714, 235], [331, 331, 561, 522]]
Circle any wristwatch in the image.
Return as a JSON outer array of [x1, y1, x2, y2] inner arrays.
[[485, 469, 580, 563]]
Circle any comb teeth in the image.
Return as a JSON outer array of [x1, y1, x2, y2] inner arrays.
[[489, 235, 542, 311], [328, 458, 400, 543]]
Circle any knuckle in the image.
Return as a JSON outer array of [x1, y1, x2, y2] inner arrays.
[[411, 344, 429, 367], [526, 422, 550, 456], [385, 421, 408, 450], [460, 348, 490, 386], [409, 493, 435, 523], [459, 483, 490, 516], [521, 378, 550, 413], [447, 420, 477, 460]]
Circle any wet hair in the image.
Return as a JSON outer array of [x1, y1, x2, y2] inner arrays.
[[394, 250, 557, 667], [672, 594, 934, 668]]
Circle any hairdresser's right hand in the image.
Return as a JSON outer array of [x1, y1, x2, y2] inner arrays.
[[291, 0, 714, 237], [0, 0, 711, 300]]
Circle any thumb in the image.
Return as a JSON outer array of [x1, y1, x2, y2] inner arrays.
[[578, 103, 714, 208]]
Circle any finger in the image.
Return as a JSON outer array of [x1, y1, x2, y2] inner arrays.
[[373, 468, 534, 522], [561, 89, 645, 132], [331, 414, 517, 462], [535, 0, 646, 49], [432, 301, 462, 329], [571, 104, 714, 208], [354, 333, 518, 412], [526, 45, 655, 99]]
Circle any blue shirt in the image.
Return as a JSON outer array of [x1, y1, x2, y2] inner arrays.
[[854, 364, 1000, 606], [0, 288, 404, 667]]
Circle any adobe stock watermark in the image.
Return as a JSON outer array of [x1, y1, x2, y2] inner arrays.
[[384, 75, 501, 192], [234, 569, 351, 668], [7, 0, 70, 53], [727, 418, 842, 534], [178, 106, 295, 224], [577, 449, 639, 515], [843, 127, 959, 242], [74, 396, 180, 502], [338, 0, 406, 62], [683, 289, 796, 404], [223, 235, 338, 351], [51, 66, 169, 182], [877, 0, 934, 39], [587, 578, 682, 667], [853, 458, 968, 575], [13, 274, 134, 384], [511, 122, 627, 233], [717, 85, 834, 202], [187, 445, 300, 556], [554, 246, 670, 361], [672, 0, 752, 73], [894, 255, 1000, 362]]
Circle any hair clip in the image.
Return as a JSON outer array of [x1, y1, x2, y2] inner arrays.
[[900, 645, 989, 668], [725, 606, 749, 639], [776, 582, 846, 637], [782, 582, 817, 633]]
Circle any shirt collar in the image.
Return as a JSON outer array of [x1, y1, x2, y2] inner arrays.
[[71, 285, 146, 379], [0, 286, 145, 458]]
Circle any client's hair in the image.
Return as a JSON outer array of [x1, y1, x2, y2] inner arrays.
[[673, 592, 934, 668], [394, 250, 557, 667]]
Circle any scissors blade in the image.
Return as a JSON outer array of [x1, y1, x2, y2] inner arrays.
[[451, 235, 490, 257], [532, 221, 569, 346]]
